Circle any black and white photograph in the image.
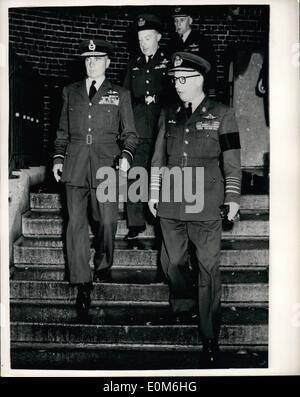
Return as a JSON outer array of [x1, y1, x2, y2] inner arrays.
[[1, 0, 299, 376]]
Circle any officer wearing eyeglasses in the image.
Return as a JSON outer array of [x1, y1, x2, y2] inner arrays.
[[149, 51, 241, 367], [123, 14, 174, 240]]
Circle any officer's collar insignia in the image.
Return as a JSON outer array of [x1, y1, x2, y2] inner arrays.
[[176, 106, 181, 113], [132, 67, 140, 70], [201, 107, 207, 113], [161, 58, 169, 64], [189, 43, 198, 48], [160, 52, 164, 57], [175, 7, 181, 13], [168, 119, 176, 124], [203, 113, 217, 119], [174, 55, 183, 67], [88, 40, 96, 51], [138, 17, 145, 26]]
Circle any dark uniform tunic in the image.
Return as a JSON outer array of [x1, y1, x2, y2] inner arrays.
[[54, 79, 138, 284], [150, 96, 241, 339], [166, 30, 217, 95], [123, 49, 173, 227]]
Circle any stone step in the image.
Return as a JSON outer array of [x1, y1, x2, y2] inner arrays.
[[14, 236, 269, 266], [10, 300, 268, 325], [30, 192, 269, 212], [12, 263, 268, 283], [10, 322, 267, 347], [10, 342, 268, 369], [10, 280, 268, 302], [22, 211, 269, 238]]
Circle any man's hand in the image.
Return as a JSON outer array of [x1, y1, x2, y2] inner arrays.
[[224, 202, 240, 221], [148, 198, 158, 218], [119, 157, 130, 173], [119, 157, 130, 178], [53, 163, 63, 182]]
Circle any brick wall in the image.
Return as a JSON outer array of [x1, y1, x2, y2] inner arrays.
[[9, 5, 269, 158]]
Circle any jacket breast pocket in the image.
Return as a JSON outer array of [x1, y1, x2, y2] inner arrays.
[[94, 104, 119, 130], [68, 105, 83, 129], [193, 130, 220, 157], [166, 131, 178, 156]]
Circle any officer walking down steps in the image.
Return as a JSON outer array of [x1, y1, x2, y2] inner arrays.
[[52, 39, 138, 320], [149, 52, 241, 367], [123, 14, 172, 240]]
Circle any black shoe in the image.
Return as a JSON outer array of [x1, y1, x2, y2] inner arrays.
[[93, 268, 112, 283], [202, 339, 220, 368], [76, 283, 92, 321], [124, 226, 146, 240]]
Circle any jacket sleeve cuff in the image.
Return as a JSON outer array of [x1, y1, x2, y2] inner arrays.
[[53, 155, 64, 166], [121, 149, 134, 164]]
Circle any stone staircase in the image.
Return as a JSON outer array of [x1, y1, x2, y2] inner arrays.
[[10, 191, 269, 370]]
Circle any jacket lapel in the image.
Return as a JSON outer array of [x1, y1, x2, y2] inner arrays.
[[92, 79, 111, 102], [187, 96, 211, 124], [75, 80, 89, 101]]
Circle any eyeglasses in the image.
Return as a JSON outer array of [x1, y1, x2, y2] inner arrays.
[[170, 74, 201, 84]]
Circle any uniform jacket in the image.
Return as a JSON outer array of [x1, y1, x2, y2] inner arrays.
[[123, 49, 174, 139], [150, 96, 242, 221], [54, 79, 138, 188], [166, 30, 217, 93]]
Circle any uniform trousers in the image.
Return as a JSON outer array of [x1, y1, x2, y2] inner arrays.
[[126, 138, 154, 227], [160, 217, 222, 340], [65, 185, 118, 284]]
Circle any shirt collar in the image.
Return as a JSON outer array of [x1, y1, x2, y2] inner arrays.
[[186, 92, 206, 113], [182, 29, 192, 42]]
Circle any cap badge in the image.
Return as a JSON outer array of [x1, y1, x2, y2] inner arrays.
[[89, 40, 96, 51], [175, 7, 181, 13], [138, 17, 145, 26], [174, 55, 183, 67]]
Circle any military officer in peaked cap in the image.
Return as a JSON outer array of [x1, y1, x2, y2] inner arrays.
[[149, 51, 241, 367], [52, 39, 138, 320], [123, 14, 174, 240], [166, 6, 217, 97]]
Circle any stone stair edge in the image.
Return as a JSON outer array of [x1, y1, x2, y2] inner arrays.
[[10, 341, 268, 351], [10, 298, 269, 310]]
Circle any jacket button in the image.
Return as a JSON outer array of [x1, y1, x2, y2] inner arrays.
[[88, 128, 91, 132], [146, 91, 150, 95], [89, 103, 92, 106], [88, 115, 92, 119], [146, 80, 149, 84], [183, 152, 187, 156], [185, 128, 189, 133], [184, 140, 189, 144], [146, 70, 150, 73]]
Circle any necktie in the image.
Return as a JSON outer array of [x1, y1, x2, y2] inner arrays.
[[89, 80, 97, 100], [146, 55, 153, 64], [179, 34, 184, 43], [186, 102, 193, 118]]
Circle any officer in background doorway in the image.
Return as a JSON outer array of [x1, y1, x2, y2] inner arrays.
[[166, 6, 217, 97]]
